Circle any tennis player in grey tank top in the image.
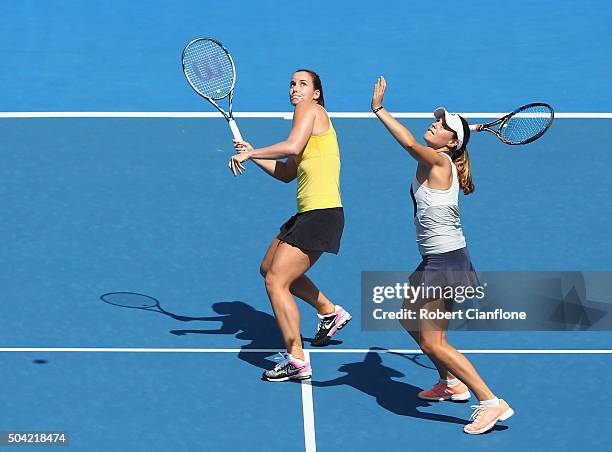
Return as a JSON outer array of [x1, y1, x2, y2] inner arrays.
[[371, 76, 514, 435], [411, 151, 466, 255]]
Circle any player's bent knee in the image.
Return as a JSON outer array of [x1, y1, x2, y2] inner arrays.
[[265, 272, 288, 293], [419, 340, 442, 357]]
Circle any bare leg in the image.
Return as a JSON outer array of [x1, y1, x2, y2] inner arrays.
[[260, 236, 335, 315], [265, 241, 323, 360], [400, 298, 455, 380], [418, 298, 495, 401], [291, 274, 336, 315]]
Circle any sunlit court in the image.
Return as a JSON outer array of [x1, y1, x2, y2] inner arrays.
[[1, 1, 612, 450]]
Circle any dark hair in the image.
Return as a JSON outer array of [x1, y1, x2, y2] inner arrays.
[[295, 68, 325, 107], [457, 116, 471, 153], [451, 116, 474, 195]]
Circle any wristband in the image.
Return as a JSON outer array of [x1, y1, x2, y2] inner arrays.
[[372, 106, 384, 114]]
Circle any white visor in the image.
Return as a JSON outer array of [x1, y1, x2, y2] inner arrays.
[[434, 107, 464, 151]]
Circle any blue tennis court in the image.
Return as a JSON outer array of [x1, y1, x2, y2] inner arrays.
[[2, 1, 612, 450]]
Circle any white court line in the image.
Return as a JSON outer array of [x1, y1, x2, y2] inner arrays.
[[3, 347, 608, 450], [0, 112, 611, 119], [0, 348, 280, 353], [3, 347, 606, 452], [301, 350, 317, 452], [1, 348, 611, 353], [309, 349, 612, 354]]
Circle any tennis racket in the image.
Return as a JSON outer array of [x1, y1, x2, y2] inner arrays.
[[469, 102, 554, 145], [182, 37, 243, 141]]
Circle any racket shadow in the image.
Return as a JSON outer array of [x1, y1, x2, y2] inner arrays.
[[100, 292, 218, 322], [384, 349, 437, 371], [311, 348, 508, 430]]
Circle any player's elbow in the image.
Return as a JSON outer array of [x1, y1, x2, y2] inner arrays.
[[284, 140, 302, 156], [401, 136, 418, 150]]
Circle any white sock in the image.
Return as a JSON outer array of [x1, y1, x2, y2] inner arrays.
[[440, 378, 460, 386], [480, 397, 500, 407], [290, 355, 307, 364]]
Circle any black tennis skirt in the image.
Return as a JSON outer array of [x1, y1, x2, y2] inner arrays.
[[278, 207, 344, 254], [409, 247, 481, 298]]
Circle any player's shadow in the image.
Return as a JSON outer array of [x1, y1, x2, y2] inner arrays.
[[101, 293, 340, 371], [100, 294, 279, 369], [170, 301, 286, 370], [311, 348, 508, 430], [170, 301, 342, 370]]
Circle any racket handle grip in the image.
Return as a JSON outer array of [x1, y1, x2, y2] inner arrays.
[[228, 119, 243, 142], [469, 124, 483, 132]]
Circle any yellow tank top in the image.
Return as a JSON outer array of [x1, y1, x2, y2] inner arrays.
[[295, 115, 342, 213]]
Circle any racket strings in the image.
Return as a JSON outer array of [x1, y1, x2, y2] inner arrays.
[[183, 40, 234, 99], [501, 105, 553, 144]]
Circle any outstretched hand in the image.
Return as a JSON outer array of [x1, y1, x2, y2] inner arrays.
[[228, 152, 250, 176], [371, 76, 387, 111]]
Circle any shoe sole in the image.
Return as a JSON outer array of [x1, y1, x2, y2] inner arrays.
[[419, 391, 471, 401], [263, 373, 312, 382], [463, 407, 515, 435], [336, 315, 352, 331], [328, 314, 352, 337]]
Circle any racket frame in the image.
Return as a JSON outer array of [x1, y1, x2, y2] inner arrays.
[[182, 37, 243, 141], [100, 292, 160, 310], [469, 102, 554, 145]]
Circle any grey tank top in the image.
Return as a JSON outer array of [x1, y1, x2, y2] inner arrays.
[[410, 153, 466, 255]]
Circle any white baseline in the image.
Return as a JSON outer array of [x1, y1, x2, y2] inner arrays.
[[1, 348, 611, 353], [0, 112, 610, 119]]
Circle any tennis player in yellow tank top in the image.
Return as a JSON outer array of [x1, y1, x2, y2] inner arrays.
[[229, 70, 352, 382]]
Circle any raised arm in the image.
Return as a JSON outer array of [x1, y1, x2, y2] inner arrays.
[[371, 76, 447, 168], [229, 102, 316, 176]]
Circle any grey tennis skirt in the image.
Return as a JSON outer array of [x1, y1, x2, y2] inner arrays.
[[409, 247, 481, 299]]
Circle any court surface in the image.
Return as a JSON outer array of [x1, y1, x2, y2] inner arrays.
[[1, 1, 611, 451]]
